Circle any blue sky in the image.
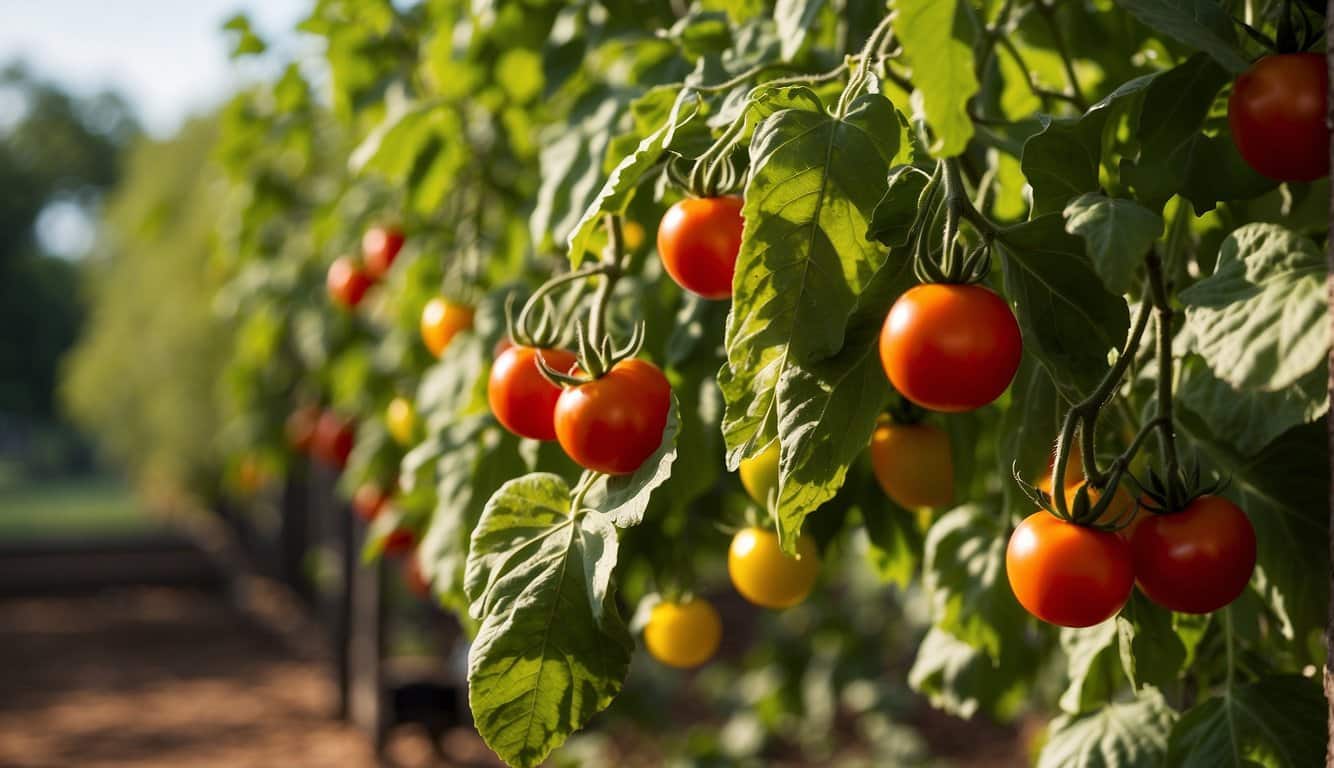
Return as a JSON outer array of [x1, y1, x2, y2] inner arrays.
[[2, 0, 312, 136]]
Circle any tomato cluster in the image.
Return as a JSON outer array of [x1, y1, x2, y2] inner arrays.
[[1007, 494, 1256, 627], [326, 225, 407, 310]]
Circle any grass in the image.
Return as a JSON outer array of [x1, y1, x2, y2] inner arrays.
[[0, 475, 164, 542]]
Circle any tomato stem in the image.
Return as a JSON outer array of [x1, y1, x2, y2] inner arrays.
[[1145, 248, 1181, 510]]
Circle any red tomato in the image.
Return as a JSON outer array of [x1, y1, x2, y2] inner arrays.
[[362, 226, 405, 279], [488, 346, 578, 441], [383, 528, 416, 558], [1006, 511, 1134, 627], [879, 283, 1022, 412], [312, 411, 355, 470], [285, 405, 321, 453], [554, 358, 671, 475], [657, 196, 744, 299], [327, 257, 372, 309], [1228, 53, 1329, 182], [352, 483, 389, 523], [1131, 495, 1256, 614], [402, 554, 431, 599], [492, 336, 516, 360]]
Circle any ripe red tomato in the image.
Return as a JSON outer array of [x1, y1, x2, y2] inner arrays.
[[327, 257, 372, 309], [488, 346, 578, 441], [1006, 511, 1134, 627], [554, 358, 671, 475], [362, 226, 405, 279], [879, 283, 1022, 412], [383, 528, 415, 558], [312, 411, 355, 470], [1228, 53, 1329, 182], [1131, 495, 1256, 614], [657, 196, 744, 299], [285, 405, 320, 453], [352, 483, 389, 523], [421, 298, 475, 358]]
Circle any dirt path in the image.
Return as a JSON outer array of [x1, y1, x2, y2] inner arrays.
[[0, 587, 470, 768]]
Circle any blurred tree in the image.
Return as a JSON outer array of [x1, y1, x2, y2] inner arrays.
[[0, 63, 138, 423], [63, 117, 229, 505]]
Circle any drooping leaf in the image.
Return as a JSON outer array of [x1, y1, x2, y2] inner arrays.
[[890, 0, 979, 157], [466, 474, 632, 768], [995, 214, 1131, 399], [1179, 224, 1329, 393], [1058, 620, 1122, 715], [1063, 193, 1163, 295], [867, 165, 931, 248], [1165, 676, 1326, 768], [921, 504, 1028, 660], [585, 397, 681, 527], [774, 0, 825, 61], [1111, 0, 1250, 75], [721, 89, 905, 465], [1039, 688, 1177, 768]]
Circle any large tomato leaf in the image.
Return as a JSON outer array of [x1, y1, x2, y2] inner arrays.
[[720, 88, 905, 464], [531, 94, 624, 252], [585, 396, 681, 527], [1058, 620, 1122, 715], [889, 0, 979, 158], [465, 474, 632, 768], [1116, 592, 1188, 694], [995, 214, 1131, 399], [1177, 354, 1328, 457], [907, 626, 1032, 720], [1120, 55, 1273, 213], [1110, 0, 1249, 75], [1062, 193, 1163, 296], [1179, 223, 1329, 393], [921, 504, 1028, 660], [996, 358, 1062, 521], [1165, 676, 1326, 768], [1038, 688, 1177, 768]]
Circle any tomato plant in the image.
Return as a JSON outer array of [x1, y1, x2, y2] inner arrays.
[[195, 0, 1334, 765]]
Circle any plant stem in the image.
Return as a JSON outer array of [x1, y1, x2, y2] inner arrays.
[[1036, 1, 1089, 110], [1146, 248, 1180, 508]]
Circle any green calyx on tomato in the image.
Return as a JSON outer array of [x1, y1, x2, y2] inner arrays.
[[879, 282, 1022, 413]]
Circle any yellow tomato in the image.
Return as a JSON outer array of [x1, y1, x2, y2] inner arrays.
[[728, 527, 819, 609], [643, 598, 722, 668], [868, 421, 953, 508], [421, 297, 475, 358], [385, 396, 416, 446], [738, 441, 780, 507], [622, 220, 646, 251]]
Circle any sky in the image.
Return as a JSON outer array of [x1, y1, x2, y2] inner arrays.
[[1, 0, 313, 137]]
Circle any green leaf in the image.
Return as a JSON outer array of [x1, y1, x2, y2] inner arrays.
[[774, 0, 825, 60], [921, 504, 1027, 660], [531, 95, 622, 252], [565, 88, 695, 267], [908, 626, 1032, 720], [1177, 354, 1328, 457], [995, 214, 1131, 399], [1120, 55, 1273, 212], [1111, 0, 1250, 75], [1179, 224, 1329, 393], [721, 89, 905, 466], [1058, 620, 1122, 715], [1021, 74, 1156, 216], [890, 0, 979, 157], [465, 474, 633, 768], [1063, 193, 1163, 296], [1116, 592, 1187, 693], [863, 502, 924, 589], [586, 397, 681, 527], [1039, 688, 1177, 768], [1165, 676, 1326, 768], [996, 359, 1062, 521], [867, 165, 931, 248]]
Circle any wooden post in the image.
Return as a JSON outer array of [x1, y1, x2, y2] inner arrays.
[[278, 461, 311, 602], [347, 522, 387, 749]]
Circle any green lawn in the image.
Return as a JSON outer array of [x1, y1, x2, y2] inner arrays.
[[0, 475, 164, 542]]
